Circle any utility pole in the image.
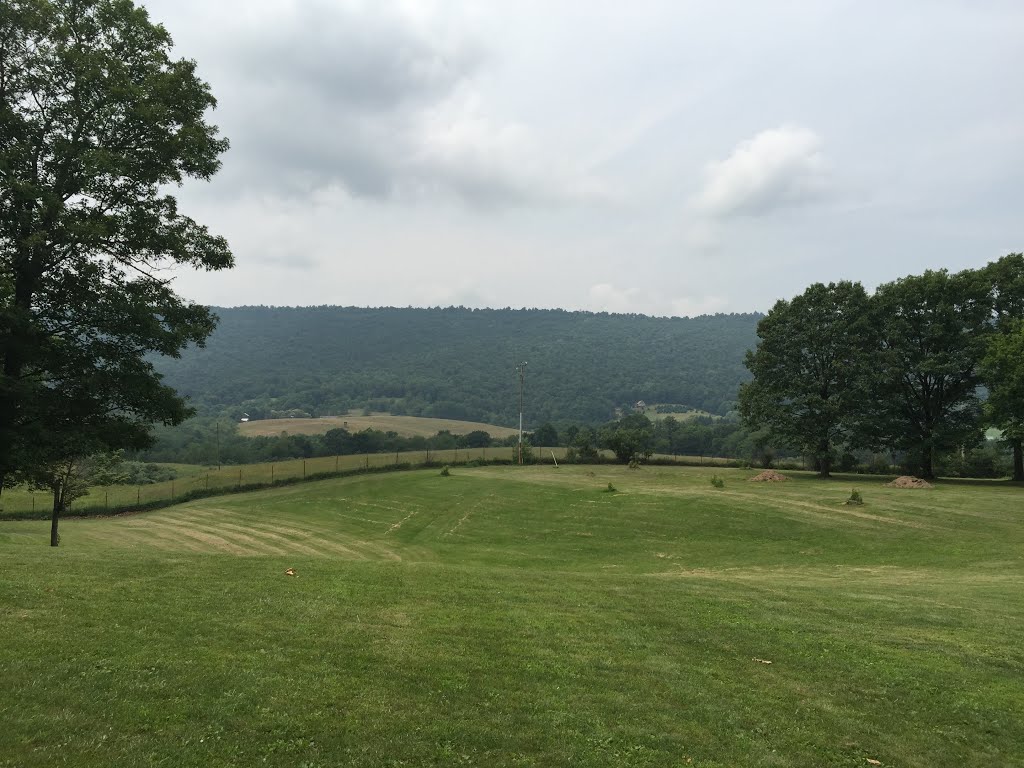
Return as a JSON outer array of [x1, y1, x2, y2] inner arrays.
[[517, 361, 528, 465]]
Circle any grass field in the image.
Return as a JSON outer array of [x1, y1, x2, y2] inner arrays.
[[239, 412, 519, 439], [0, 448, 525, 517], [1, 465, 1022, 767]]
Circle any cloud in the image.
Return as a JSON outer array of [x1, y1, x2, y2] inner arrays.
[[694, 125, 829, 217], [194, 1, 602, 207]]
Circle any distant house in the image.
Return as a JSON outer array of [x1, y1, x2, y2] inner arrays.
[[634, 400, 647, 412], [240, 412, 250, 423]]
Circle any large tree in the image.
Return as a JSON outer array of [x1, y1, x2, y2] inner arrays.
[[981, 319, 1024, 481], [867, 269, 990, 479], [0, 0, 232, 538], [981, 254, 1024, 480], [739, 281, 873, 477]]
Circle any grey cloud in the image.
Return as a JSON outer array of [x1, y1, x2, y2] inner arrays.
[[197, 2, 563, 207], [232, 3, 483, 112]]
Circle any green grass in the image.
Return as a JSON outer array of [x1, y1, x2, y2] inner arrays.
[[1, 465, 1022, 767], [0, 448, 525, 517]]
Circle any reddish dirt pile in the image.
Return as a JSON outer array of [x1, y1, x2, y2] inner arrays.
[[885, 476, 934, 489], [748, 470, 789, 482]]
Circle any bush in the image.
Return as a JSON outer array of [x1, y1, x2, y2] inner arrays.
[[846, 488, 864, 505], [710, 475, 725, 489], [604, 482, 617, 493], [439, 466, 451, 477]]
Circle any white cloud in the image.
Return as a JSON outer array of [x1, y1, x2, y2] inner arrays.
[[695, 125, 829, 217]]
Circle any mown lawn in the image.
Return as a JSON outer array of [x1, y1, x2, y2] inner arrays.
[[1, 465, 1022, 767]]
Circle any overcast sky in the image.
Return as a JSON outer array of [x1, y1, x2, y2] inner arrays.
[[144, 0, 1024, 316]]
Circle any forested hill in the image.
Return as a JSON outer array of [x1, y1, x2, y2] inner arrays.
[[156, 307, 761, 425]]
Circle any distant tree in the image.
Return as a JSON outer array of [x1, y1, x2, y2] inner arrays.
[[531, 423, 559, 447], [658, 416, 680, 456], [571, 426, 600, 461], [599, 413, 654, 464], [739, 282, 874, 478], [462, 430, 492, 448], [866, 269, 990, 479], [0, 0, 232, 523]]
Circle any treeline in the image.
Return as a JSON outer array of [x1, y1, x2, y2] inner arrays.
[[154, 307, 760, 424], [740, 254, 1024, 480], [139, 410, 1016, 478], [138, 417, 517, 465]]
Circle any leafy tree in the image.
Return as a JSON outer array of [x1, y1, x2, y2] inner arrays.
[[981, 254, 1024, 480], [462, 430, 492, 448], [599, 413, 654, 464], [531, 422, 559, 447], [28, 450, 127, 546], [981, 319, 1024, 480], [739, 282, 874, 477], [0, 0, 232, 523], [867, 269, 990, 479]]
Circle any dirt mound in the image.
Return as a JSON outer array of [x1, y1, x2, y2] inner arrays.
[[885, 475, 934, 489], [748, 470, 789, 482]]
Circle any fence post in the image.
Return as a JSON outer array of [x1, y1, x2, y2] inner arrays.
[[271, 464, 275, 482], [171, 480, 174, 499], [303, 460, 306, 479], [238, 468, 242, 488], [335, 456, 339, 472], [137, 487, 141, 505], [105, 490, 108, 510]]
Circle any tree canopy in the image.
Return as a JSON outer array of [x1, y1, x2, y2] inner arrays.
[[739, 281, 873, 477], [0, 0, 232, 537]]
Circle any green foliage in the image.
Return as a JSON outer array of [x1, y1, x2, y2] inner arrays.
[[710, 474, 725, 489], [604, 482, 617, 492], [531, 422, 559, 447], [439, 466, 451, 477], [154, 307, 760, 425], [981, 254, 1024, 480], [739, 281, 874, 477], [599, 412, 655, 464], [867, 269, 990, 478], [846, 488, 864, 505], [0, 0, 232, 496]]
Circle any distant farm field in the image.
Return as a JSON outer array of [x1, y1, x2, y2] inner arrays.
[[1, 466, 1022, 767], [238, 412, 519, 438]]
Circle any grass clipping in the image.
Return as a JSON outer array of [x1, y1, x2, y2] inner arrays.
[[886, 475, 934, 489], [749, 470, 789, 482]]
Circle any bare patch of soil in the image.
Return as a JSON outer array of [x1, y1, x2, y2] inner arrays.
[[749, 470, 789, 482]]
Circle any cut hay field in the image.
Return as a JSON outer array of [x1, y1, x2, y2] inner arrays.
[[1, 466, 1022, 767], [238, 412, 519, 438]]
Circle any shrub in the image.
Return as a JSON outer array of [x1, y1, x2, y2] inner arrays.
[[846, 488, 864, 505], [710, 475, 725, 489], [604, 482, 617, 493], [439, 466, 451, 477]]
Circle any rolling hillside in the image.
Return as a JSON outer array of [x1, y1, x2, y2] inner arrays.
[[156, 306, 760, 425]]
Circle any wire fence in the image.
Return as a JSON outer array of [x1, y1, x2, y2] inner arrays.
[[0, 446, 762, 520], [0, 447, 546, 518]]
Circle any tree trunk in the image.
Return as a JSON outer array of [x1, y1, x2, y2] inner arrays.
[[816, 440, 831, 478], [1012, 439, 1024, 482], [50, 488, 62, 547], [920, 448, 935, 480]]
